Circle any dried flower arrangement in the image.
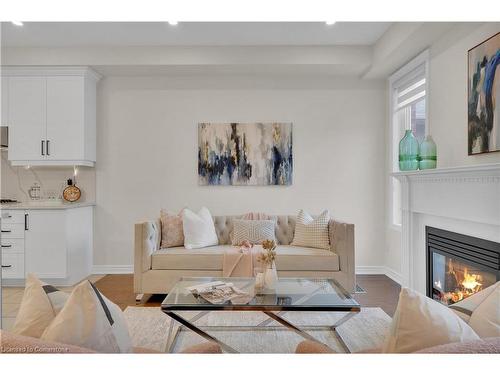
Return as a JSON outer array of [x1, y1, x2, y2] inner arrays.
[[258, 239, 277, 267]]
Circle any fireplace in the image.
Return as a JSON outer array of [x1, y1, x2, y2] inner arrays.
[[426, 227, 500, 306]]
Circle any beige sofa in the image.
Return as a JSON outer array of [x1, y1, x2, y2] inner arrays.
[[134, 215, 355, 297]]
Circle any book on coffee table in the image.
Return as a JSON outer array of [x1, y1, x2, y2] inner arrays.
[[186, 281, 253, 304]]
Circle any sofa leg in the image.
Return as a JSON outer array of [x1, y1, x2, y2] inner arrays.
[[135, 293, 151, 305]]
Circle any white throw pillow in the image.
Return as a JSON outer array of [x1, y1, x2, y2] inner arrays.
[[41, 280, 132, 353], [451, 281, 499, 338], [182, 207, 219, 249], [12, 273, 69, 338], [383, 288, 479, 353], [291, 209, 330, 250], [231, 219, 276, 245]]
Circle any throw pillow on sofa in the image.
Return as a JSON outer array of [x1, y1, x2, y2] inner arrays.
[[160, 209, 184, 248], [450, 281, 500, 338], [383, 288, 479, 353], [291, 209, 330, 250], [12, 273, 69, 338], [41, 280, 133, 353], [182, 207, 219, 249], [231, 219, 276, 246]]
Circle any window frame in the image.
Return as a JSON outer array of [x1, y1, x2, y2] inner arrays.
[[388, 49, 430, 231]]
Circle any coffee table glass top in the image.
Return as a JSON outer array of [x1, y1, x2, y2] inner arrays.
[[161, 277, 360, 311]]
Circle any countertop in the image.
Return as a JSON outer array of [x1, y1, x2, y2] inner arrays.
[[0, 201, 96, 210]]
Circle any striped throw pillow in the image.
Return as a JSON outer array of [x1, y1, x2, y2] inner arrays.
[[291, 210, 330, 250], [231, 219, 276, 246], [12, 273, 69, 338], [41, 280, 133, 353]]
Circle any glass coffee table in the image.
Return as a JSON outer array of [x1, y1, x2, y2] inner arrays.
[[161, 277, 360, 353]]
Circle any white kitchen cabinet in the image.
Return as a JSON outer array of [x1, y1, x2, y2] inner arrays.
[[4, 67, 100, 167], [1, 76, 8, 126], [1, 205, 93, 286], [25, 210, 67, 279], [7, 77, 46, 161]]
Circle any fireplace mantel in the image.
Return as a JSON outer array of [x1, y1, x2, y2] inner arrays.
[[391, 163, 500, 291]]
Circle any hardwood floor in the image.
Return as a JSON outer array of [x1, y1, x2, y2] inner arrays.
[[95, 274, 401, 317]]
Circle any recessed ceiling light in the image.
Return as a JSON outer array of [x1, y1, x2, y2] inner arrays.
[[325, 21, 336, 26], [11, 21, 23, 26], [168, 21, 178, 26]]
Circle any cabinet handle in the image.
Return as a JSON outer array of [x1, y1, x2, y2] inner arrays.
[[25, 213, 29, 231], [1, 265, 12, 268], [46, 140, 50, 156], [1, 230, 11, 233], [41, 140, 45, 156], [6, 215, 12, 218], [1, 245, 12, 248]]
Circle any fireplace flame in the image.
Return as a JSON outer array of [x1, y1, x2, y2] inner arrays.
[[461, 268, 482, 291]]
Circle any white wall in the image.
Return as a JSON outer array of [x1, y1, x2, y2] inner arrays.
[[429, 22, 500, 167], [385, 23, 500, 281], [94, 77, 387, 269]]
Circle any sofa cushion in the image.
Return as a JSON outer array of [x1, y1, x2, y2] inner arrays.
[[274, 246, 339, 271], [151, 245, 339, 272], [152, 246, 228, 270]]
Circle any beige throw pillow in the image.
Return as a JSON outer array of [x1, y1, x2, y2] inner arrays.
[[451, 281, 500, 338], [291, 209, 330, 250], [41, 280, 132, 353], [383, 288, 479, 353], [160, 209, 184, 248], [12, 273, 69, 338]]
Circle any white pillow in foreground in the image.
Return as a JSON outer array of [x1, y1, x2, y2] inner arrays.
[[182, 207, 219, 249], [12, 273, 68, 338], [383, 288, 479, 353], [41, 280, 132, 353], [450, 281, 500, 338]]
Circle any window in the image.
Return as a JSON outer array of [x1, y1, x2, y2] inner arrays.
[[389, 51, 429, 227]]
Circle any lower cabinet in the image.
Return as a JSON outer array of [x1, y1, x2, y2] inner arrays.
[[25, 210, 68, 279], [1, 206, 93, 286]]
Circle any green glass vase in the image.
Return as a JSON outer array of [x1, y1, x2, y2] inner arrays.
[[419, 135, 437, 169], [399, 130, 419, 171]]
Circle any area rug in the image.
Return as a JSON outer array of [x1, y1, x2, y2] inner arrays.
[[124, 307, 390, 353]]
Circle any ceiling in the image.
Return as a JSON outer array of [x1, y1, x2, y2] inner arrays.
[[1, 22, 392, 47]]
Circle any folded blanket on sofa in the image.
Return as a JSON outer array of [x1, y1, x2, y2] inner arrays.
[[223, 247, 261, 277]]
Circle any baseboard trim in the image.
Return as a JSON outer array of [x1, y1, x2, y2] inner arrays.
[[355, 266, 386, 275], [356, 266, 403, 285], [91, 265, 133, 274], [384, 267, 403, 285]]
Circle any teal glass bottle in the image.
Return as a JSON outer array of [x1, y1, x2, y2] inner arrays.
[[419, 135, 437, 169], [398, 129, 419, 171]]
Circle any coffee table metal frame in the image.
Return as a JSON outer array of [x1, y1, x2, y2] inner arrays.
[[161, 278, 360, 353]]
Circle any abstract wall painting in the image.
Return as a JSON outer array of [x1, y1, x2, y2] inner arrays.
[[468, 32, 500, 155], [198, 122, 293, 186]]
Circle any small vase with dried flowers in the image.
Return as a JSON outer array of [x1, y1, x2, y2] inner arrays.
[[258, 240, 278, 289]]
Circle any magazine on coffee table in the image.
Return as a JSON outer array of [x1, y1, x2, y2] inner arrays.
[[186, 281, 253, 304]]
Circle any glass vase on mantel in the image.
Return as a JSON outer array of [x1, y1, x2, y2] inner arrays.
[[419, 135, 437, 170], [398, 129, 419, 171]]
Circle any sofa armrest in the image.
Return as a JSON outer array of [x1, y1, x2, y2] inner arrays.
[[329, 219, 355, 293], [134, 219, 161, 292]]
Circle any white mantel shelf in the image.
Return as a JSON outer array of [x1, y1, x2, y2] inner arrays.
[[391, 163, 500, 177]]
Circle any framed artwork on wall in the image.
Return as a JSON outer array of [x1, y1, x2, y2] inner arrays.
[[198, 122, 293, 186], [468, 32, 500, 155]]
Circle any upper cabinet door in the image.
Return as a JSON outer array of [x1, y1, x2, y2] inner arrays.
[[1, 76, 8, 126], [46, 76, 85, 161], [8, 77, 46, 161]]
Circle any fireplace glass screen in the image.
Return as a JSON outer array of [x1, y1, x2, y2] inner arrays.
[[431, 252, 497, 306]]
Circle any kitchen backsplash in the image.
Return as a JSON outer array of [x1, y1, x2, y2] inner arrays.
[[0, 154, 96, 202]]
